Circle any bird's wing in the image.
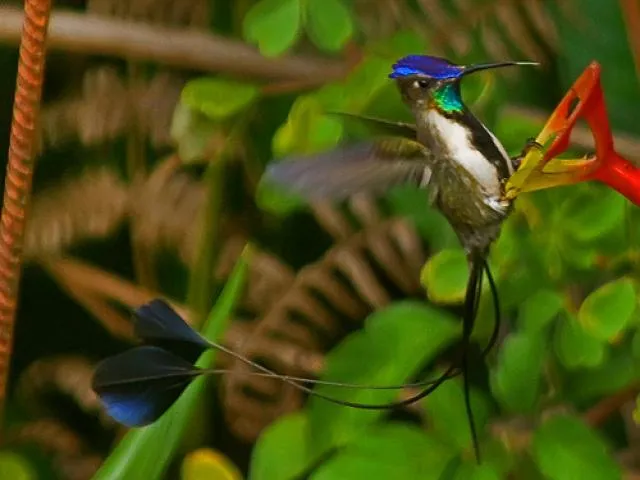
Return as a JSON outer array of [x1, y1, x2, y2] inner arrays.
[[329, 112, 418, 139], [264, 138, 432, 201]]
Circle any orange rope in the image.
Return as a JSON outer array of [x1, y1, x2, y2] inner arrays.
[[0, 0, 52, 432]]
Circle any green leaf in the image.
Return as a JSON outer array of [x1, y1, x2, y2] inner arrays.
[[170, 103, 218, 164], [451, 439, 515, 479], [578, 278, 636, 341], [250, 413, 312, 480], [421, 248, 469, 304], [532, 415, 621, 480], [423, 378, 492, 452], [337, 56, 396, 113], [243, 0, 301, 57], [304, 0, 353, 52], [518, 289, 564, 333], [510, 456, 546, 480], [308, 302, 460, 454], [565, 346, 636, 401], [560, 242, 597, 271], [93, 254, 249, 480], [255, 176, 308, 216], [561, 186, 627, 243], [181, 78, 259, 120], [181, 448, 242, 480], [272, 96, 343, 157], [367, 30, 426, 61], [632, 329, 640, 359], [554, 314, 606, 369], [490, 331, 546, 414], [633, 395, 640, 425], [311, 423, 456, 480], [453, 463, 502, 480], [0, 452, 36, 480]]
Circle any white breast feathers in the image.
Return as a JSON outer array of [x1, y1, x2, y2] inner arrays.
[[426, 111, 502, 195]]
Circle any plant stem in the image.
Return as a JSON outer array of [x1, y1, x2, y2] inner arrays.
[[0, 0, 52, 434], [0, 7, 349, 82], [186, 158, 226, 328]]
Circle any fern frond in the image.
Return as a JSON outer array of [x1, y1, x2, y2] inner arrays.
[[40, 68, 185, 150], [25, 168, 129, 260], [414, 0, 570, 66], [221, 218, 426, 441]]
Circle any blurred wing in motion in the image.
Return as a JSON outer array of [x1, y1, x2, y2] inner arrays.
[[265, 139, 433, 201], [135, 299, 210, 364], [330, 112, 418, 139], [92, 346, 201, 427]]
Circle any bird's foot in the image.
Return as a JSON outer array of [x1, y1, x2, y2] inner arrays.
[[511, 137, 544, 170]]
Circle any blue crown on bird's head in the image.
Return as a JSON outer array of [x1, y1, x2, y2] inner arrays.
[[389, 55, 464, 80], [389, 55, 540, 81]]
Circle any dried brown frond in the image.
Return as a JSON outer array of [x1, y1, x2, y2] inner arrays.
[[129, 155, 204, 263], [311, 194, 385, 242], [25, 167, 129, 260], [9, 418, 103, 480], [24, 156, 245, 264], [129, 155, 253, 267], [215, 237, 297, 316], [221, 217, 427, 441], [87, 0, 210, 29], [8, 356, 115, 477], [40, 67, 185, 150], [411, 0, 571, 66], [352, 0, 404, 41], [15, 355, 111, 425], [39, 0, 211, 151], [10, 418, 86, 457]]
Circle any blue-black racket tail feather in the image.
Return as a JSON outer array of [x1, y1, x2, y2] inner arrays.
[[134, 299, 210, 363], [92, 345, 202, 427], [93, 270, 502, 433]]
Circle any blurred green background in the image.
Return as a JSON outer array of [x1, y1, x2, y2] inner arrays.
[[0, 0, 640, 479]]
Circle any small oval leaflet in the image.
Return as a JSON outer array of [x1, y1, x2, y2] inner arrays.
[[250, 413, 313, 480], [421, 248, 469, 304], [578, 278, 636, 341], [518, 289, 564, 333], [181, 78, 260, 121], [532, 415, 621, 480], [554, 313, 606, 369], [305, 0, 354, 52], [243, 0, 302, 57], [490, 331, 546, 414]]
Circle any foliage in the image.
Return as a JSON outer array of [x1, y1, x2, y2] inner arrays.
[[0, 452, 36, 480], [4, 1, 640, 480], [243, 0, 354, 56]]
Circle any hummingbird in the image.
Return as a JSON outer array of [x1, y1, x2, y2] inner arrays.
[[88, 56, 541, 465], [265, 54, 540, 461]]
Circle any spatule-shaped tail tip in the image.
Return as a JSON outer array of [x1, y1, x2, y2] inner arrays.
[[134, 298, 210, 364], [92, 346, 200, 427]]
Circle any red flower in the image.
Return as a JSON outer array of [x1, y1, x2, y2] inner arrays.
[[505, 62, 640, 206]]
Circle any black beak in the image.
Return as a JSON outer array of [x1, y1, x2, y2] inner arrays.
[[462, 61, 539, 77]]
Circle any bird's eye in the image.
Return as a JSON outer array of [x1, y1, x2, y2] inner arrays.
[[415, 79, 430, 89]]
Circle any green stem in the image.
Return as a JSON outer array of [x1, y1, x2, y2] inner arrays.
[[186, 158, 226, 328]]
